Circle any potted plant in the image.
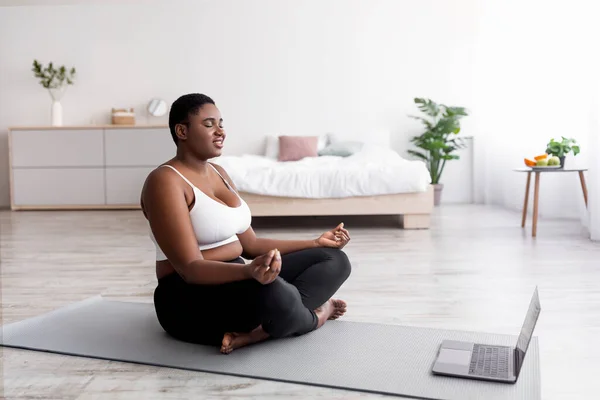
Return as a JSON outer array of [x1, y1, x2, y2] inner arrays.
[[32, 60, 76, 126], [545, 137, 580, 168], [407, 98, 469, 206]]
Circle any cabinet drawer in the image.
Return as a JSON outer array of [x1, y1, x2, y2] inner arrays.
[[105, 167, 154, 205], [12, 168, 105, 206], [104, 128, 174, 167], [10, 130, 104, 167]]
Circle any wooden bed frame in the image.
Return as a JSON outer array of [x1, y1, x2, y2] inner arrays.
[[9, 188, 434, 229], [239, 185, 434, 229]]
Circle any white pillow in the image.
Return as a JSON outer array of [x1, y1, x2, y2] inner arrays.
[[264, 134, 328, 159], [326, 131, 391, 148], [265, 135, 280, 159]]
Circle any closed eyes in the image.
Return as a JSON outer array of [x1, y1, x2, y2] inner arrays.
[[203, 118, 224, 128]]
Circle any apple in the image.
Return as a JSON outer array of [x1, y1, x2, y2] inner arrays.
[[536, 159, 548, 166], [547, 156, 560, 166]]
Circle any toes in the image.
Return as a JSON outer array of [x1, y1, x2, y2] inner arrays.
[[221, 341, 234, 354], [328, 310, 345, 320], [334, 299, 347, 307], [332, 299, 347, 311], [221, 333, 235, 354], [331, 299, 346, 308]]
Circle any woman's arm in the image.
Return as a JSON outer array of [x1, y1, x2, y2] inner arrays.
[[237, 228, 319, 258], [211, 163, 350, 259], [142, 167, 252, 284]]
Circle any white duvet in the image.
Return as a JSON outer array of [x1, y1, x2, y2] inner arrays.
[[212, 145, 431, 199]]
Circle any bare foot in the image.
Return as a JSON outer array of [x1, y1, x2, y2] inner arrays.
[[220, 325, 269, 354], [314, 298, 347, 328], [329, 299, 347, 320]]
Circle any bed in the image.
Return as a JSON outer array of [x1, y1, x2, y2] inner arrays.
[[211, 133, 434, 229]]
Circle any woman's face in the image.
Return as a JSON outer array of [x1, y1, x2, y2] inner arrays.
[[177, 103, 226, 159]]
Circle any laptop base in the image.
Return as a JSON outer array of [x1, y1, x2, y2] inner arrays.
[[432, 340, 517, 383]]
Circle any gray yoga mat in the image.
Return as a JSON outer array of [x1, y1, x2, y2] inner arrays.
[[0, 296, 540, 400]]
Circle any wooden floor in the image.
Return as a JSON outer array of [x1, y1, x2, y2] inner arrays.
[[1, 205, 599, 399]]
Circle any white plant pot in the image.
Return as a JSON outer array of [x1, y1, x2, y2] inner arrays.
[[51, 100, 63, 126], [433, 183, 444, 206], [48, 87, 66, 126]]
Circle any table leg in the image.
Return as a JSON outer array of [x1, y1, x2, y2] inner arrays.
[[579, 171, 588, 207], [521, 172, 532, 228], [532, 172, 540, 237]]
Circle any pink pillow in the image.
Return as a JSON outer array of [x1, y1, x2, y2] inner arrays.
[[278, 136, 319, 161]]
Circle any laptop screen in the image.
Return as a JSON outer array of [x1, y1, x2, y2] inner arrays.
[[515, 287, 542, 374]]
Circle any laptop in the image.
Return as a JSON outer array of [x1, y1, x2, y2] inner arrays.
[[432, 287, 541, 383]]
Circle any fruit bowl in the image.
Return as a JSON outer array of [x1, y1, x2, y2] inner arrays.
[[524, 154, 561, 169], [529, 165, 561, 170]]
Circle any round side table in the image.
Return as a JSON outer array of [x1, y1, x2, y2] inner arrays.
[[513, 168, 588, 237]]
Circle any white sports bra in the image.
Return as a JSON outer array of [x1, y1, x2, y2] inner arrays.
[[149, 163, 252, 261]]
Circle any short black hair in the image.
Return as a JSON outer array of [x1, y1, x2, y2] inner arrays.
[[168, 93, 215, 145]]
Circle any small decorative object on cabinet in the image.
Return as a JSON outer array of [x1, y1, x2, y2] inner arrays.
[[111, 108, 136, 125], [31, 60, 76, 126], [407, 98, 469, 206], [147, 98, 168, 117]]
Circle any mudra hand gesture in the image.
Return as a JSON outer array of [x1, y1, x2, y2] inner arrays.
[[246, 249, 281, 284], [315, 223, 351, 249]]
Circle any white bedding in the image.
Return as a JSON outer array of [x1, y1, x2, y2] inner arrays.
[[212, 144, 431, 199]]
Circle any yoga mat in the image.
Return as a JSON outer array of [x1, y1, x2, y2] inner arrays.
[[0, 296, 540, 400]]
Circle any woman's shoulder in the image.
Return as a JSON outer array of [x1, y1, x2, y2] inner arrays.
[[141, 163, 196, 217], [142, 164, 184, 198], [145, 164, 175, 185]]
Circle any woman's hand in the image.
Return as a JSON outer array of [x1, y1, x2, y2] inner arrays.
[[245, 249, 282, 284], [315, 223, 351, 249]]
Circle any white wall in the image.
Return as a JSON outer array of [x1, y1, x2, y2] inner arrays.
[[589, 74, 600, 241], [470, 0, 598, 221], [0, 0, 480, 208]]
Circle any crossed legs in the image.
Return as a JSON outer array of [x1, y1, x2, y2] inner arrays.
[[153, 248, 352, 353], [221, 247, 352, 353]]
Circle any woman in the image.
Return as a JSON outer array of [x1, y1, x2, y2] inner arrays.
[[141, 93, 352, 354]]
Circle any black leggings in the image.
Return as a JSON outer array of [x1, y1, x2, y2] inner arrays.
[[153, 247, 352, 346]]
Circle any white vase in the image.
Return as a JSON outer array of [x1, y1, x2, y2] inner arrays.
[[51, 100, 63, 126], [48, 87, 66, 126]]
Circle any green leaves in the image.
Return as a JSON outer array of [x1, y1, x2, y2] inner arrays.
[[414, 98, 440, 117], [407, 150, 428, 161], [32, 59, 76, 89], [545, 140, 564, 157], [443, 106, 468, 118], [545, 137, 580, 157], [442, 154, 460, 160], [407, 98, 469, 184], [434, 118, 460, 135]]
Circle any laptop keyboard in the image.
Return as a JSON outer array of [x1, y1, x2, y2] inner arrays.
[[468, 344, 510, 379]]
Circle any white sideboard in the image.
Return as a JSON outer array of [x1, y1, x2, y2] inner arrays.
[[8, 125, 174, 210]]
